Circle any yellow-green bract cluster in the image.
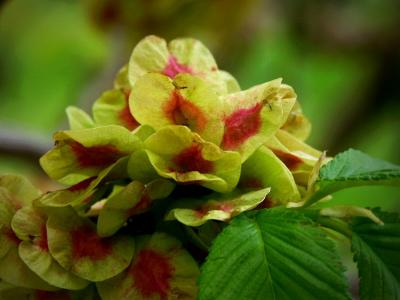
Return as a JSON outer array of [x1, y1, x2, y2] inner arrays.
[[0, 36, 326, 299]]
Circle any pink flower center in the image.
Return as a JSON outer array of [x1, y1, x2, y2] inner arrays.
[[163, 55, 194, 78], [119, 90, 140, 130]]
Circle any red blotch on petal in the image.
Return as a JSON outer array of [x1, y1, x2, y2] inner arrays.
[[70, 141, 123, 168], [272, 149, 303, 170], [239, 178, 263, 189], [5, 227, 21, 245], [256, 196, 274, 209], [71, 226, 112, 261], [36, 290, 70, 300], [68, 176, 96, 192], [222, 103, 263, 150], [164, 90, 207, 132], [130, 249, 174, 299], [172, 144, 213, 174], [195, 202, 233, 218], [37, 225, 49, 252], [163, 55, 194, 78], [127, 194, 151, 216], [119, 90, 140, 130]]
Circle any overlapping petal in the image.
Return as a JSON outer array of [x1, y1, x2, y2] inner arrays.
[[11, 206, 89, 289], [0, 284, 98, 300], [281, 101, 311, 141], [97, 232, 199, 300], [35, 157, 128, 208], [46, 207, 135, 282], [93, 89, 140, 130], [128, 35, 239, 95], [240, 146, 301, 204], [166, 188, 270, 226], [143, 125, 241, 193], [130, 73, 225, 144], [66, 106, 94, 130], [40, 125, 141, 184], [0, 175, 55, 290], [220, 79, 296, 161], [97, 179, 175, 237], [266, 129, 323, 187]]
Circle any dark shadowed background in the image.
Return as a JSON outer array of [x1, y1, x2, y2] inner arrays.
[[0, 0, 399, 211]]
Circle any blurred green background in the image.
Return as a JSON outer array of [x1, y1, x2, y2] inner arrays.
[[0, 0, 399, 210]]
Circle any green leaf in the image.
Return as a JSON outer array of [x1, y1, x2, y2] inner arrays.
[[351, 209, 400, 300], [307, 149, 400, 206], [198, 208, 350, 300]]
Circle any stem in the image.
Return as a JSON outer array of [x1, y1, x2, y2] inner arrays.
[[317, 216, 352, 239]]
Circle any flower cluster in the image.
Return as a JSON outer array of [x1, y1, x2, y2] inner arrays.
[[0, 36, 324, 299]]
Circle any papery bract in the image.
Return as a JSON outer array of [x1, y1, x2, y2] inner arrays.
[[97, 232, 199, 300]]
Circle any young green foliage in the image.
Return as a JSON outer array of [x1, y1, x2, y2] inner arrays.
[[351, 209, 400, 300], [198, 208, 351, 300], [306, 149, 400, 206]]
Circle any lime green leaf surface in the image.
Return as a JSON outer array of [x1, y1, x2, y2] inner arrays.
[[97, 232, 199, 300], [307, 149, 400, 206], [198, 208, 350, 300], [351, 209, 400, 300]]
